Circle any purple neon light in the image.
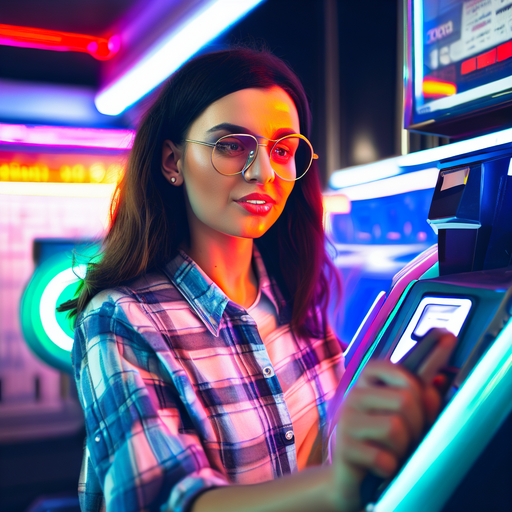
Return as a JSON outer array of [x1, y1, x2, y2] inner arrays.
[[0, 123, 135, 150]]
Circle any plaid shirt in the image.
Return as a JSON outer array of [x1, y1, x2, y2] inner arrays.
[[72, 248, 345, 512]]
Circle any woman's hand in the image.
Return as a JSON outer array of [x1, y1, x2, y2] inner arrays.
[[331, 331, 456, 512]]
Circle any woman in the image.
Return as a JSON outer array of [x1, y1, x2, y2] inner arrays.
[[63, 48, 446, 512]]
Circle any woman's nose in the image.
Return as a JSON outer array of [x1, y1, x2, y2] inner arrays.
[[242, 146, 275, 184]]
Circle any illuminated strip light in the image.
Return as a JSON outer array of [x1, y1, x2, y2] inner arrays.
[[329, 127, 512, 189], [0, 123, 134, 150], [343, 291, 386, 359], [329, 159, 402, 189], [0, 181, 116, 198], [40, 265, 87, 351], [95, 0, 265, 115], [401, 127, 512, 166], [337, 168, 438, 201], [0, 24, 119, 61], [374, 318, 512, 512]]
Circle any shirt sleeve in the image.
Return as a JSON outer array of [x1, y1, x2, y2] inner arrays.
[[72, 299, 229, 512]]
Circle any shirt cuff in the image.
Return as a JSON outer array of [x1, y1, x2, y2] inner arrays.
[[162, 468, 229, 512]]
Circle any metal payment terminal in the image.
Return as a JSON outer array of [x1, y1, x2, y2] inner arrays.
[[337, 144, 512, 512]]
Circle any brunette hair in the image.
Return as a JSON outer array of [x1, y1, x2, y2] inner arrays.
[[60, 47, 341, 338]]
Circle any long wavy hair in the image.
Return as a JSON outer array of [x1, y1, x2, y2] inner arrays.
[[60, 47, 341, 338]]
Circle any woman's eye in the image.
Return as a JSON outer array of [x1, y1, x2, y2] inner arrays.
[[216, 141, 245, 155], [272, 145, 292, 161]]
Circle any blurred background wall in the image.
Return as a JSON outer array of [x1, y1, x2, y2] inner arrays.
[[0, 1, 431, 510]]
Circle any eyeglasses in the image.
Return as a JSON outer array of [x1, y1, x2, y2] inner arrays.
[[185, 133, 318, 181]]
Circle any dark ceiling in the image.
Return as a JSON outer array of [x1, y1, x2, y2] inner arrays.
[[0, 0, 401, 173], [0, 0, 139, 87]]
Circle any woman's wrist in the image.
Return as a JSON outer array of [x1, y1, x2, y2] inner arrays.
[[191, 464, 346, 512]]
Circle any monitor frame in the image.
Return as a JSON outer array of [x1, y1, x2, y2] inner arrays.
[[403, 0, 512, 140]]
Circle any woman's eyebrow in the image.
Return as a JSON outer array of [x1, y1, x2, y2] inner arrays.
[[206, 123, 298, 138], [206, 123, 250, 134]]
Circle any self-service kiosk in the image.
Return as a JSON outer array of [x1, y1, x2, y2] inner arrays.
[[332, 144, 512, 512]]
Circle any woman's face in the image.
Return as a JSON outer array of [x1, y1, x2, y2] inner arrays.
[[165, 86, 299, 240]]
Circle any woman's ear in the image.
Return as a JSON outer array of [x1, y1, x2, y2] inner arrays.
[[161, 140, 184, 185]]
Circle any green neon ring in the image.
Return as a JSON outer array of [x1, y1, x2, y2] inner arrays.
[[20, 247, 96, 373]]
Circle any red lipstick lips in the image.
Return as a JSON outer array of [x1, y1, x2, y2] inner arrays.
[[235, 193, 275, 215]]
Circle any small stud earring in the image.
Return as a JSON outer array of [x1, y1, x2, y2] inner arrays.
[[170, 177, 176, 183]]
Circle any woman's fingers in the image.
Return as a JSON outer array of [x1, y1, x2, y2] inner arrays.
[[422, 383, 442, 425], [342, 409, 412, 460], [338, 434, 399, 478], [357, 360, 422, 397], [346, 386, 425, 442], [415, 331, 457, 384], [334, 360, 442, 477]]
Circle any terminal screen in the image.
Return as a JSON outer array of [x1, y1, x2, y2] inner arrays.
[[413, 0, 512, 118], [391, 296, 472, 363]]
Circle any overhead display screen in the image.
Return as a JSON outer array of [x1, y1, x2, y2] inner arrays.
[[413, 0, 512, 119], [391, 296, 472, 363]]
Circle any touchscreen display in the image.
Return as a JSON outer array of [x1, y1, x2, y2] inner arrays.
[[391, 296, 472, 363]]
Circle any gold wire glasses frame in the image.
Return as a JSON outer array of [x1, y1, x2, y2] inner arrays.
[[184, 133, 319, 181]]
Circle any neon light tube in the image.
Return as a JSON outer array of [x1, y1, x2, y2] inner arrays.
[[0, 123, 134, 150], [329, 127, 512, 189], [95, 0, 265, 115], [338, 168, 438, 201], [0, 182, 116, 198], [0, 24, 119, 61], [400, 127, 512, 167], [329, 160, 402, 189]]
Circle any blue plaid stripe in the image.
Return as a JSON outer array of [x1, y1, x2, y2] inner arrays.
[[72, 248, 344, 512]]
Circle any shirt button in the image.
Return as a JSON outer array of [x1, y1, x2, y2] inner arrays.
[[263, 366, 274, 378], [95, 435, 101, 443], [285, 430, 294, 441]]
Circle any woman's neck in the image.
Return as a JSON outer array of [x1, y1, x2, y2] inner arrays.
[[184, 230, 258, 309]]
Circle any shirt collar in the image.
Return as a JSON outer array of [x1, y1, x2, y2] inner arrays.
[[162, 246, 286, 337]]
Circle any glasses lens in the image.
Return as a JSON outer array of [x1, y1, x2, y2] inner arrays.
[[270, 135, 313, 181], [212, 135, 257, 176]]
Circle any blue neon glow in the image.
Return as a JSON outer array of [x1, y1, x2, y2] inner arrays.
[[0, 79, 115, 127], [95, 0, 265, 116]]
